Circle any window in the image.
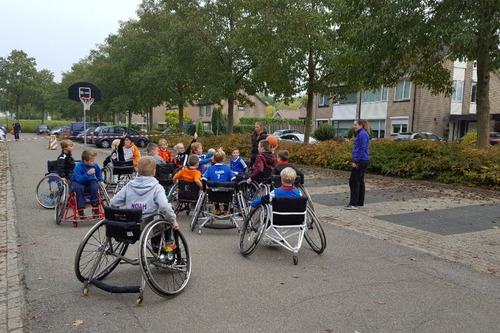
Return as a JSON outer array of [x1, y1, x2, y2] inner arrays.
[[205, 105, 212, 116], [336, 92, 357, 104], [361, 86, 388, 102], [471, 82, 477, 103], [394, 80, 411, 101], [452, 80, 464, 102], [238, 105, 245, 111], [390, 117, 409, 134], [199, 106, 204, 117], [318, 94, 329, 107]]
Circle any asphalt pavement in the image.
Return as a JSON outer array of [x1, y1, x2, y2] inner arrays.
[[1, 133, 500, 333]]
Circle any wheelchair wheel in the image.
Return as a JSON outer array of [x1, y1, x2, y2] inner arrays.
[[239, 204, 269, 256], [304, 206, 326, 254], [54, 185, 67, 225], [167, 182, 178, 207], [74, 220, 129, 282], [139, 219, 191, 297], [36, 174, 63, 209], [98, 182, 110, 207], [190, 192, 206, 232], [299, 185, 315, 212]]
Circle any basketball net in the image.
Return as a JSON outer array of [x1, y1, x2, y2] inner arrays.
[[80, 97, 95, 111]]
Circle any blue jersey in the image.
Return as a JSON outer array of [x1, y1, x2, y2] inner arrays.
[[202, 164, 236, 182], [251, 185, 301, 207], [230, 157, 247, 173]]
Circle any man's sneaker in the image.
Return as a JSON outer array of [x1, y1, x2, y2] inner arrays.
[[344, 205, 358, 210], [214, 209, 222, 216]]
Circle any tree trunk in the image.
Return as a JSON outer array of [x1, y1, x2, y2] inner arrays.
[[149, 106, 154, 132], [227, 97, 234, 134], [304, 46, 315, 143]]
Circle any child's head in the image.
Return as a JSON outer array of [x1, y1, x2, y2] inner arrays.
[[191, 142, 203, 155], [213, 150, 225, 164], [207, 148, 215, 154], [81, 149, 97, 166], [174, 143, 185, 154], [123, 136, 133, 147], [111, 139, 121, 150], [259, 140, 271, 152], [187, 154, 200, 167], [137, 156, 156, 176], [60, 139, 74, 152], [158, 139, 168, 151], [277, 150, 289, 162], [231, 148, 240, 159], [146, 143, 159, 155], [280, 167, 297, 186]]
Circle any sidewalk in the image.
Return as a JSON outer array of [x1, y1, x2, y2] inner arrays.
[[0, 143, 25, 333]]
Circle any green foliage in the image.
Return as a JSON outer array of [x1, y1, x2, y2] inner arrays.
[[211, 107, 227, 135], [460, 131, 477, 145], [196, 120, 204, 137], [312, 123, 335, 141], [164, 110, 191, 133]]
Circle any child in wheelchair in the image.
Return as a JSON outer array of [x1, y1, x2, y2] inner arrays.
[[229, 147, 248, 181], [71, 149, 106, 218], [173, 155, 202, 189], [146, 142, 167, 166], [250, 167, 301, 209], [264, 150, 304, 187], [246, 139, 276, 185], [55, 139, 75, 183], [202, 150, 236, 215], [110, 156, 179, 230]]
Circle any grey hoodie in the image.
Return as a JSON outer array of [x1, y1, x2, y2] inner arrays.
[[110, 176, 176, 221]]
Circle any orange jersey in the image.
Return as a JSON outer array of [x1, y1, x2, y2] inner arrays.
[[174, 167, 201, 183], [158, 149, 172, 163]]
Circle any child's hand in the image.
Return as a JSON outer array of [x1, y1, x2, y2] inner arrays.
[[246, 178, 252, 184], [172, 221, 179, 230], [193, 132, 198, 140], [87, 168, 95, 175]]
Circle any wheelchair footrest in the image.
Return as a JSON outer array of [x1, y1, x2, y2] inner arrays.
[[203, 223, 237, 230], [89, 279, 141, 294]]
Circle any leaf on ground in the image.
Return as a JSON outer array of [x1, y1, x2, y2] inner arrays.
[[374, 299, 386, 305], [410, 257, 417, 261], [72, 320, 84, 326]]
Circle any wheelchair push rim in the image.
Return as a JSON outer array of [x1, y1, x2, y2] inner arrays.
[[36, 174, 63, 209]]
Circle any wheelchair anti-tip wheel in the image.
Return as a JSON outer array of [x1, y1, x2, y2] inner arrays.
[[304, 207, 326, 254], [36, 174, 63, 209], [139, 220, 191, 297], [54, 185, 68, 225], [74, 220, 129, 283], [239, 204, 269, 256]]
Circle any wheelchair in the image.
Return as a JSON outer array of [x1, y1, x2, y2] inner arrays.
[[270, 174, 315, 211], [239, 195, 326, 265], [102, 160, 135, 194], [36, 160, 64, 209], [74, 207, 191, 304], [190, 181, 245, 234], [167, 180, 201, 216], [54, 181, 110, 227], [155, 162, 175, 192]]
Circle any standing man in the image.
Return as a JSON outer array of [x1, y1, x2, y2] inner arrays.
[[345, 119, 370, 210], [13, 120, 21, 141]]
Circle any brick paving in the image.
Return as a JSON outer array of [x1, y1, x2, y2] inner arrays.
[[0, 143, 25, 332]]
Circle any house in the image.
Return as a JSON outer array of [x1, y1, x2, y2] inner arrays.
[[314, 60, 500, 140]]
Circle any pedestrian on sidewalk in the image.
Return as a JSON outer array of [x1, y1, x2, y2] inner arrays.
[[13, 120, 21, 141], [345, 119, 370, 210]]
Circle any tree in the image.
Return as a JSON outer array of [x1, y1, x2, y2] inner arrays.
[[242, 0, 345, 143], [0, 50, 44, 119], [211, 107, 227, 135], [335, 0, 500, 148]]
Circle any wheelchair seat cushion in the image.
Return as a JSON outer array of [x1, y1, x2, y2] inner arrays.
[[272, 196, 308, 225], [104, 207, 143, 243]]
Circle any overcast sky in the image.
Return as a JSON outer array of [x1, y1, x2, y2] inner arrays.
[[0, 0, 141, 82]]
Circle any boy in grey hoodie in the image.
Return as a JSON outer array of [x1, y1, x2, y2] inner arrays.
[[110, 156, 179, 230]]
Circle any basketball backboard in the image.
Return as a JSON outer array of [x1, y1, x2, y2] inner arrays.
[[68, 81, 102, 102]]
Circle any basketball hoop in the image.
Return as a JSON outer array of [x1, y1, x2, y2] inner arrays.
[[80, 97, 95, 111]]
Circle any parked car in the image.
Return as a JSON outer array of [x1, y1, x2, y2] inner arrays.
[[0, 125, 7, 134], [37, 124, 50, 135], [93, 125, 150, 148], [272, 129, 303, 137], [394, 132, 444, 142], [76, 127, 96, 143], [490, 132, 500, 145], [69, 121, 106, 140], [0, 128, 5, 141], [279, 133, 317, 144], [49, 126, 63, 136]]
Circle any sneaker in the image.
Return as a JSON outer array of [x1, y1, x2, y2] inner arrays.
[[223, 210, 230, 216], [344, 205, 358, 210], [92, 208, 99, 216], [214, 209, 222, 216], [78, 209, 86, 219]]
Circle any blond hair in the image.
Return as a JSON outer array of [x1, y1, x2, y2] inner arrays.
[[158, 138, 168, 146], [191, 142, 202, 154], [60, 139, 73, 149], [81, 149, 97, 161], [137, 156, 156, 176], [213, 150, 225, 163], [111, 139, 121, 150], [280, 167, 297, 185]]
